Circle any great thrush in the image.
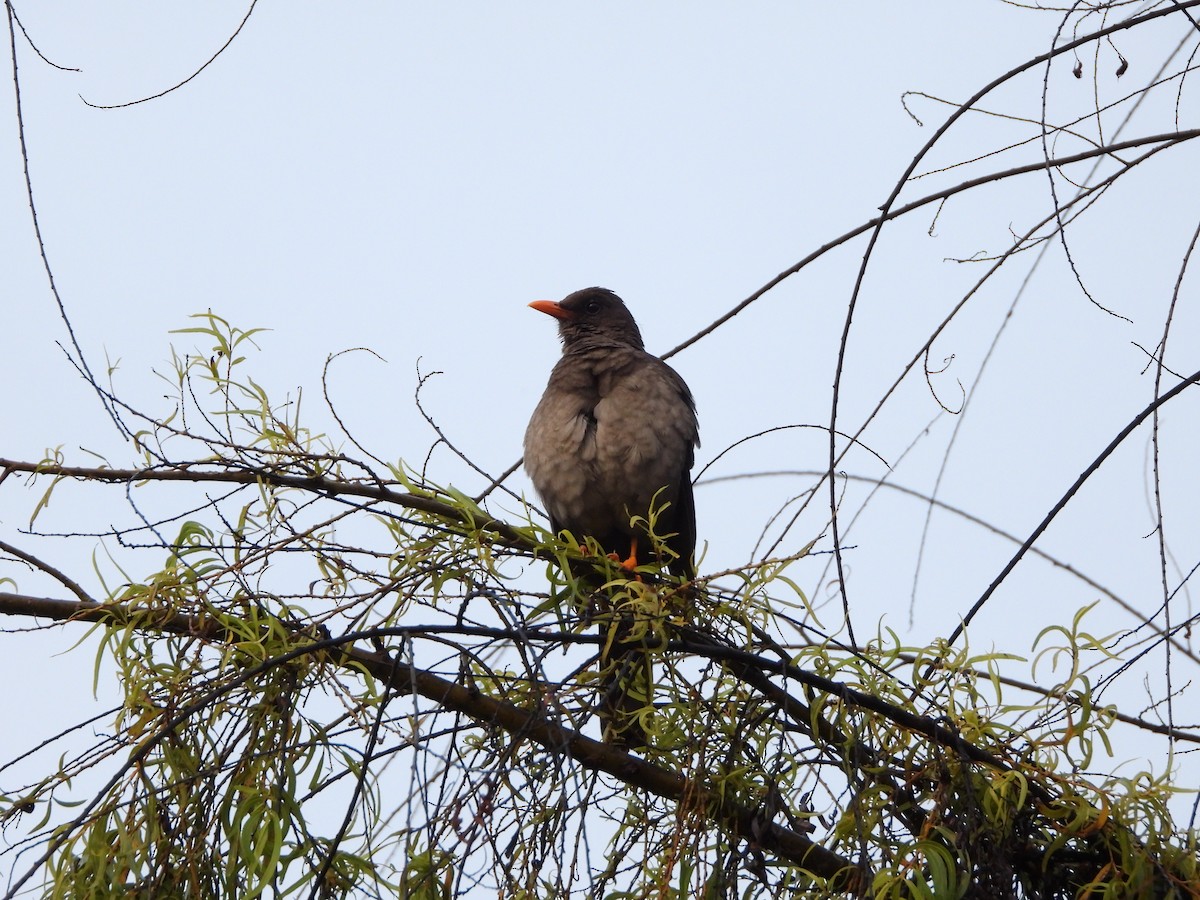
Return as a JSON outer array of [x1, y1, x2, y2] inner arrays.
[[524, 287, 699, 747]]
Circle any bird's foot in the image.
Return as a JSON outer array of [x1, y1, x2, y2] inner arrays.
[[606, 550, 640, 572], [607, 537, 640, 572]]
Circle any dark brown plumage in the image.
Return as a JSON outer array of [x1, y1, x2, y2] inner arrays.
[[524, 287, 699, 747]]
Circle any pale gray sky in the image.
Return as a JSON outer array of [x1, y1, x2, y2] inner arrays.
[[3, 0, 1199, 871]]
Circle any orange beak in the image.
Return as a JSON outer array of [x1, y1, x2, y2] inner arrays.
[[528, 300, 573, 321]]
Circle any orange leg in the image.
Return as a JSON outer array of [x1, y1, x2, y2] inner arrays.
[[607, 537, 639, 571]]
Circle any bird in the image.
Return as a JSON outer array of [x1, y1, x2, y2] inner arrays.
[[524, 287, 699, 748]]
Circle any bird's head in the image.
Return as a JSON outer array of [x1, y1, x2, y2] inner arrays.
[[529, 287, 645, 351]]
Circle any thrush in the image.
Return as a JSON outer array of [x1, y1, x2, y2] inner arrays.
[[524, 287, 699, 748]]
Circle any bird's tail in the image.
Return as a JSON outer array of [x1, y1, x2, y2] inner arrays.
[[597, 619, 653, 749], [594, 578, 679, 749]]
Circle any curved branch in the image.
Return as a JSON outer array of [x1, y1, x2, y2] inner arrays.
[[81, 1, 259, 109], [0, 591, 861, 890], [826, 1, 1200, 645], [662, 127, 1200, 361], [5, 2, 124, 434], [0, 457, 531, 547], [9, 4, 80, 71], [950, 366, 1200, 646], [0, 539, 96, 604]]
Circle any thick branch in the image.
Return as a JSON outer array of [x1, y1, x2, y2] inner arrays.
[[0, 591, 861, 887]]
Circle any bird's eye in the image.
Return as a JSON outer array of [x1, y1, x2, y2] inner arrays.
[[585, 301, 601, 314]]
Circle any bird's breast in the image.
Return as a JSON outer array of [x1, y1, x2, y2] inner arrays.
[[524, 349, 696, 543]]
